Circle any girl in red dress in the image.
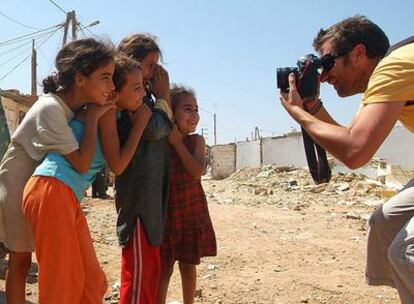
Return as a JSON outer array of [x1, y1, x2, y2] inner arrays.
[[158, 85, 217, 304]]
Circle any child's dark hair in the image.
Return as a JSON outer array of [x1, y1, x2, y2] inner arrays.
[[113, 55, 141, 92], [170, 84, 196, 110], [42, 38, 116, 94], [117, 33, 162, 62]]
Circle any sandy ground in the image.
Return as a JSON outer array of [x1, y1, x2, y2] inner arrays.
[[0, 166, 401, 303]]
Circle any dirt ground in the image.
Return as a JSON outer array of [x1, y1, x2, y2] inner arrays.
[[0, 165, 401, 303]]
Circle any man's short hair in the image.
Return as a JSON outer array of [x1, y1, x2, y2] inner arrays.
[[313, 15, 389, 59]]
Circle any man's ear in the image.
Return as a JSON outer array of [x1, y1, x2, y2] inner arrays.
[[74, 72, 85, 88], [352, 43, 367, 63]]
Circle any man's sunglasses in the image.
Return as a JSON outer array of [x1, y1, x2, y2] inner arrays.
[[320, 49, 350, 72]]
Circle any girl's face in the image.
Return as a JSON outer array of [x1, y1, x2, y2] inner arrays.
[[79, 61, 116, 105], [116, 69, 146, 111], [174, 94, 199, 134], [140, 51, 159, 83]]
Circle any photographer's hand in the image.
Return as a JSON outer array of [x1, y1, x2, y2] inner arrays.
[[280, 73, 305, 116]]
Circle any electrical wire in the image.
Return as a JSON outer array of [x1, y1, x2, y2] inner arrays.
[[0, 24, 63, 48], [0, 28, 60, 82], [48, 0, 67, 14], [0, 29, 60, 58], [0, 10, 40, 30]]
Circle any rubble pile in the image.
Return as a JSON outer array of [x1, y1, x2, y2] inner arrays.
[[204, 164, 394, 210]]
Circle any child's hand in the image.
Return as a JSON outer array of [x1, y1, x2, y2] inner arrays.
[[86, 102, 116, 121], [131, 103, 152, 128], [150, 65, 170, 101], [168, 125, 183, 147]]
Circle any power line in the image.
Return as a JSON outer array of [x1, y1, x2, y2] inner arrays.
[[0, 40, 32, 58], [0, 44, 32, 68], [0, 28, 60, 82], [0, 10, 40, 30], [199, 105, 214, 115], [85, 27, 99, 38], [0, 54, 31, 82], [0, 24, 63, 48], [48, 0, 67, 14], [0, 29, 60, 58]]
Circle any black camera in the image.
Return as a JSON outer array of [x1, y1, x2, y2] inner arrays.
[[276, 54, 320, 102], [276, 54, 332, 184]]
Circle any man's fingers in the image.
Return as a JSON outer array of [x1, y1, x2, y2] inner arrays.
[[288, 73, 297, 91]]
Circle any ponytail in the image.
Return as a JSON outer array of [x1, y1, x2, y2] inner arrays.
[[42, 74, 59, 94]]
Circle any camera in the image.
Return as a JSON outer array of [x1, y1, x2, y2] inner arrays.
[[277, 54, 332, 184], [276, 54, 320, 102]]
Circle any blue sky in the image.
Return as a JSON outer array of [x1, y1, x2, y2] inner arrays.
[[0, 0, 413, 145]]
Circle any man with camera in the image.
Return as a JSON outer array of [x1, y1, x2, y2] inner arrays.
[[279, 15, 414, 303]]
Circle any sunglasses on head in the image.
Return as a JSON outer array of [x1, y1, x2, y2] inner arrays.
[[320, 49, 351, 72]]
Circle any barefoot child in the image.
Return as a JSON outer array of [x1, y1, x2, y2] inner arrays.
[[158, 85, 217, 304], [0, 38, 115, 304]]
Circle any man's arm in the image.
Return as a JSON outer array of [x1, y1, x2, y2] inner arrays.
[[304, 98, 341, 126], [280, 74, 404, 169]]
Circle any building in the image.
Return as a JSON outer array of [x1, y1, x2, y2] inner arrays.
[[0, 89, 37, 159], [0, 89, 37, 135]]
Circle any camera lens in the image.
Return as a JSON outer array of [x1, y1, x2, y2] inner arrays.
[[276, 67, 297, 93]]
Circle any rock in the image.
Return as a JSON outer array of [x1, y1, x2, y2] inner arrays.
[[256, 170, 273, 178], [305, 183, 327, 193], [195, 289, 203, 298], [362, 199, 384, 207], [336, 183, 350, 191], [254, 188, 267, 195], [345, 212, 361, 220], [112, 281, 121, 290]]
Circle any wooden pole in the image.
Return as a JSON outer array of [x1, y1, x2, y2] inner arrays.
[[31, 39, 37, 96]]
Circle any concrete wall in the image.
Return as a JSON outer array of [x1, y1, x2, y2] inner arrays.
[[209, 126, 414, 179], [374, 126, 414, 169], [211, 144, 236, 179], [236, 140, 261, 170], [262, 134, 307, 168]]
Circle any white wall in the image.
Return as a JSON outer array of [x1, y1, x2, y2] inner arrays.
[[209, 126, 414, 178], [236, 140, 261, 170], [374, 126, 414, 169], [262, 134, 307, 168]]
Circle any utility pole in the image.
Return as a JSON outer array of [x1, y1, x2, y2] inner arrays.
[[201, 128, 208, 142], [254, 127, 261, 140], [62, 11, 77, 46], [213, 113, 217, 145], [71, 11, 77, 40], [31, 39, 37, 96]]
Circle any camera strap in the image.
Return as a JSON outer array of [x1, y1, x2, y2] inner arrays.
[[301, 126, 332, 184]]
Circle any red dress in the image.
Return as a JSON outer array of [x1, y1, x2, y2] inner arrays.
[[160, 134, 217, 270]]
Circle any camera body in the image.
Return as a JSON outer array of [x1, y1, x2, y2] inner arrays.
[[277, 54, 320, 102]]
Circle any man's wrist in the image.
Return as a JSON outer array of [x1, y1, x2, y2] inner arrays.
[[307, 98, 323, 115]]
